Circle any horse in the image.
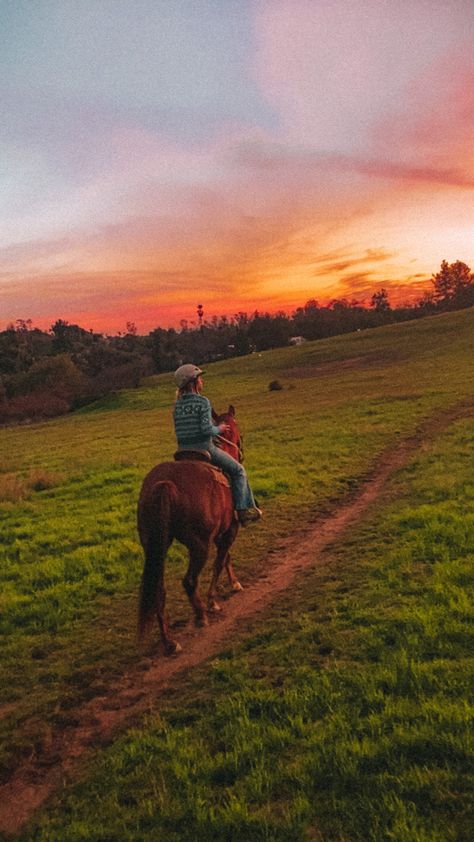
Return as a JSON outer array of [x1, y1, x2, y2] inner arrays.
[[137, 405, 243, 655]]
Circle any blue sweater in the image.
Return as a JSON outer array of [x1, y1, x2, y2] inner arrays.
[[173, 393, 221, 449]]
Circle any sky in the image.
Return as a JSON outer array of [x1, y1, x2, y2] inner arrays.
[[1, 0, 473, 333]]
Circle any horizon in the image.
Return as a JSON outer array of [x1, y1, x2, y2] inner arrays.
[[3, 281, 441, 336], [1, 0, 473, 334]]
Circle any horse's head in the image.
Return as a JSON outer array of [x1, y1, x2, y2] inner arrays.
[[212, 404, 244, 462]]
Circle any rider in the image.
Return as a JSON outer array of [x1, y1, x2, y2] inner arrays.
[[173, 364, 262, 525]]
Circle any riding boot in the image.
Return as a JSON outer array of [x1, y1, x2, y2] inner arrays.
[[237, 507, 263, 525]]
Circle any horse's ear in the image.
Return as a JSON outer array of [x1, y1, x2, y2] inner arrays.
[[228, 404, 235, 416]]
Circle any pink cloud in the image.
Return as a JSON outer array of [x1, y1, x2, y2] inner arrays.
[[328, 154, 474, 189], [253, 0, 471, 151], [372, 46, 474, 178]]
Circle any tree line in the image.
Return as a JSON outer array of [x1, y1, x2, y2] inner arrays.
[[1, 260, 472, 423]]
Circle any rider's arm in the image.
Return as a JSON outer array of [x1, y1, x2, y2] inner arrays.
[[199, 397, 222, 438]]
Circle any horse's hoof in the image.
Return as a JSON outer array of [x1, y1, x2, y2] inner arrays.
[[164, 641, 182, 656], [208, 601, 222, 613], [232, 581, 244, 592]]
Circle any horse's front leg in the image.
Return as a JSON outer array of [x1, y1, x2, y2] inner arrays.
[[208, 524, 241, 612], [225, 554, 243, 593], [183, 539, 209, 627], [207, 543, 227, 613]]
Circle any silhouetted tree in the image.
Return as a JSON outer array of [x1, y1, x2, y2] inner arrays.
[[432, 260, 473, 308], [416, 291, 436, 312], [247, 311, 291, 351], [371, 288, 391, 311], [51, 320, 95, 353], [0, 321, 52, 374]]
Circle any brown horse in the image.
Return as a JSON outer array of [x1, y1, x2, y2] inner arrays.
[[137, 406, 243, 655]]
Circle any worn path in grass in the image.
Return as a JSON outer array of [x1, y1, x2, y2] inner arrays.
[[1, 398, 472, 836]]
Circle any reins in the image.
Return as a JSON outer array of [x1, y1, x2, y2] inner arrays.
[[215, 434, 241, 456], [215, 434, 239, 452]]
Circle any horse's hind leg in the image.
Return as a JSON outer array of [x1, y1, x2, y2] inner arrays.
[[183, 538, 210, 627], [156, 572, 182, 656]]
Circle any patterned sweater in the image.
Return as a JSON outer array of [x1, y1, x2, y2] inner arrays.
[[173, 393, 221, 449]]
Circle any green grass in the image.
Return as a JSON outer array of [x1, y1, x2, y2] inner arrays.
[[0, 307, 473, 837], [20, 403, 473, 841]]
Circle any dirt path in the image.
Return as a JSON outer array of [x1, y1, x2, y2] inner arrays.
[[1, 400, 472, 836]]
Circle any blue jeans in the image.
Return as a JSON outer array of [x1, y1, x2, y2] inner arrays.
[[208, 442, 256, 511]]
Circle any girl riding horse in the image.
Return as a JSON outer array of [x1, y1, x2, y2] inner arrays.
[[173, 364, 262, 525]]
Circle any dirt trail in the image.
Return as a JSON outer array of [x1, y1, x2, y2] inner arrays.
[[1, 400, 472, 836]]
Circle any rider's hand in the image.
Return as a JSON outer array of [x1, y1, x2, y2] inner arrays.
[[218, 423, 231, 435]]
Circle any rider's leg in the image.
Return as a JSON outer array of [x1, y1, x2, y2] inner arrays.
[[208, 444, 257, 512]]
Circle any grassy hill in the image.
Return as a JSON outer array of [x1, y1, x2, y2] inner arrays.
[[0, 308, 473, 840]]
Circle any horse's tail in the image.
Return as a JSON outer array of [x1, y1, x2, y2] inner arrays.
[[137, 480, 177, 640]]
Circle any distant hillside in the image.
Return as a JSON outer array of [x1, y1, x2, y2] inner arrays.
[[1, 289, 473, 424]]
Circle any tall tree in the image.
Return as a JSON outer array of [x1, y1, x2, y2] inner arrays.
[[370, 289, 391, 311], [432, 260, 473, 306]]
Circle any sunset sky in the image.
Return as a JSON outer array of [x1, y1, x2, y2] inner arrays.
[[1, 0, 473, 333]]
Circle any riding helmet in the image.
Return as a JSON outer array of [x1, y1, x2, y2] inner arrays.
[[174, 364, 205, 388]]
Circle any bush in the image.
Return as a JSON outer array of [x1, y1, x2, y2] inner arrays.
[[0, 392, 70, 423], [27, 469, 61, 492], [86, 361, 149, 398], [5, 355, 87, 402]]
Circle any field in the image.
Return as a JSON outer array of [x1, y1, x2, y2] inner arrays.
[[0, 308, 473, 840]]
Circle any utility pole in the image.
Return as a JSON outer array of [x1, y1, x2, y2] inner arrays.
[[197, 303, 204, 329]]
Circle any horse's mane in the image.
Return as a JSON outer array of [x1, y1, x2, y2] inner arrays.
[[212, 405, 242, 461]]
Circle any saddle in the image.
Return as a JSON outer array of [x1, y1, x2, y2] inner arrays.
[[174, 449, 211, 463], [173, 450, 230, 488]]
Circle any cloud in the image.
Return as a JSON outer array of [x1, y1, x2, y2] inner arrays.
[[371, 46, 474, 180], [253, 0, 472, 151], [2, 3, 473, 332], [313, 249, 395, 277], [328, 155, 474, 189], [231, 137, 474, 190], [338, 272, 374, 292], [334, 272, 431, 305]]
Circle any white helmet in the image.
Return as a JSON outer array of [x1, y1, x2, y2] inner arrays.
[[174, 364, 205, 388]]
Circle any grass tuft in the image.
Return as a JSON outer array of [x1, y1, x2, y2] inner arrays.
[[0, 473, 27, 503], [27, 469, 62, 492]]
